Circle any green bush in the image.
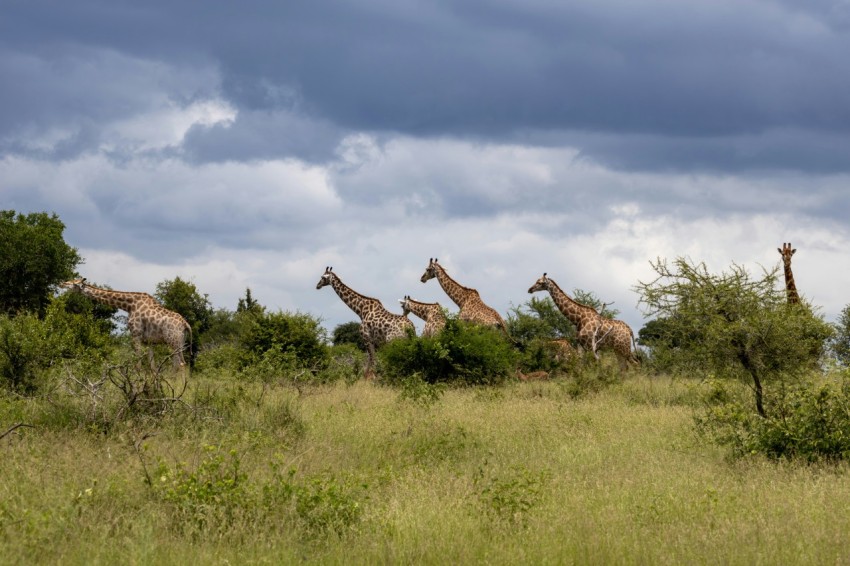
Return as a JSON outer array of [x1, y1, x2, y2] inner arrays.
[[696, 373, 850, 462], [239, 311, 329, 370], [0, 299, 112, 392], [378, 317, 518, 386]]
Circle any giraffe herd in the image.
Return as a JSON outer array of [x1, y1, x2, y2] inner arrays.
[[60, 243, 803, 380]]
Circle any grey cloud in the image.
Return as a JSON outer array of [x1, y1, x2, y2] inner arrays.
[[4, 1, 850, 172]]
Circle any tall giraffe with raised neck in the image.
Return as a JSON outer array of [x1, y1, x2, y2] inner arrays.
[[399, 295, 447, 337], [778, 242, 800, 305], [316, 267, 414, 379], [60, 278, 192, 369], [528, 273, 637, 369], [420, 258, 508, 333]]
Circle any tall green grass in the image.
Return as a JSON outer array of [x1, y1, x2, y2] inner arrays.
[[2, 373, 850, 565]]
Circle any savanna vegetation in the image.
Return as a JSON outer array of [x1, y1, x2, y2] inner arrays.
[[3, 209, 850, 563]]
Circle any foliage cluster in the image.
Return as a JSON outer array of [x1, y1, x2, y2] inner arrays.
[[635, 257, 832, 417], [153, 446, 363, 540], [697, 374, 850, 462], [0, 211, 81, 316], [378, 316, 518, 386]]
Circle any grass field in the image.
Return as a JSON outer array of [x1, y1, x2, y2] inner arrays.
[[2, 371, 850, 565]]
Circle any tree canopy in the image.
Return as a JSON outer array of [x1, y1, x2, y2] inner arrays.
[[634, 257, 832, 416], [0, 210, 81, 316]]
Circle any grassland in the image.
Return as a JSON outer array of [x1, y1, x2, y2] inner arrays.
[[2, 371, 850, 565]]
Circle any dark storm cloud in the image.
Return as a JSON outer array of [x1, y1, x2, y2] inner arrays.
[[3, 0, 850, 171]]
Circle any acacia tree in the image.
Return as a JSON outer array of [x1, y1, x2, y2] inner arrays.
[[635, 257, 832, 417], [0, 210, 81, 316]]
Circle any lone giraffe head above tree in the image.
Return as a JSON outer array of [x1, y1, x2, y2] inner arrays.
[[778, 242, 800, 305], [316, 267, 414, 379], [419, 258, 508, 332], [60, 278, 192, 370]]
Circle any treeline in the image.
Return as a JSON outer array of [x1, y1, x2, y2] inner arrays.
[[5, 210, 850, 462]]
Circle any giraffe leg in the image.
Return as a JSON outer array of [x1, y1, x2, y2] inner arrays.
[[364, 342, 377, 380]]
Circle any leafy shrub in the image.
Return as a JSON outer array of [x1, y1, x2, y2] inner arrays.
[[332, 321, 367, 351], [378, 317, 518, 386], [239, 311, 329, 370], [0, 299, 112, 392], [696, 373, 850, 462]]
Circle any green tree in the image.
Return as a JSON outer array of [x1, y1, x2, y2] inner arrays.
[[635, 257, 832, 417], [332, 321, 367, 351], [0, 210, 82, 316], [155, 277, 213, 335], [239, 311, 329, 370]]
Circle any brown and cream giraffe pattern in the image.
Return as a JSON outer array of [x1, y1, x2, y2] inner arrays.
[[316, 267, 414, 379], [420, 258, 509, 333], [778, 242, 800, 305], [60, 278, 192, 369], [399, 295, 447, 337], [528, 273, 637, 369]]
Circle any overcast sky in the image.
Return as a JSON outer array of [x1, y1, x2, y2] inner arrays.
[[3, 0, 850, 335]]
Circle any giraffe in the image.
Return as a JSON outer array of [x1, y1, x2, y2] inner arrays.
[[316, 267, 414, 379], [528, 273, 637, 369], [398, 295, 447, 337], [420, 258, 509, 334], [60, 278, 192, 370], [778, 242, 800, 305]]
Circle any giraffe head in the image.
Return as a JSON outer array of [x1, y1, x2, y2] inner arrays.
[[399, 295, 413, 315], [60, 277, 88, 292], [420, 258, 440, 283], [528, 273, 551, 294], [316, 266, 336, 290], [778, 242, 796, 264]]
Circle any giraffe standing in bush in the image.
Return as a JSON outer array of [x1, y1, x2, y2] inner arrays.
[[60, 278, 192, 370], [316, 267, 414, 379], [420, 258, 508, 334], [399, 295, 447, 337], [778, 242, 801, 305], [528, 273, 637, 369]]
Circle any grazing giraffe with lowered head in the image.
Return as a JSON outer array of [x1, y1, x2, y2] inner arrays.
[[528, 273, 637, 369], [778, 243, 800, 305], [399, 295, 447, 337], [60, 278, 192, 370], [420, 258, 509, 334], [316, 267, 414, 379]]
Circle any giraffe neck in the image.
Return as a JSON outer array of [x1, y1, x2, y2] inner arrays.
[[545, 279, 597, 329], [329, 275, 380, 320], [80, 285, 148, 312], [407, 299, 441, 321], [435, 265, 473, 309], [783, 260, 800, 305]]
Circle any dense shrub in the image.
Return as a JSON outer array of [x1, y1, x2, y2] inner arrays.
[[0, 299, 113, 392], [696, 373, 850, 462], [378, 317, 518, 386], [239, 311, 329, 370]]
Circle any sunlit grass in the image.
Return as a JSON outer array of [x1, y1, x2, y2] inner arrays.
[[2, 371, 850, 564]]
